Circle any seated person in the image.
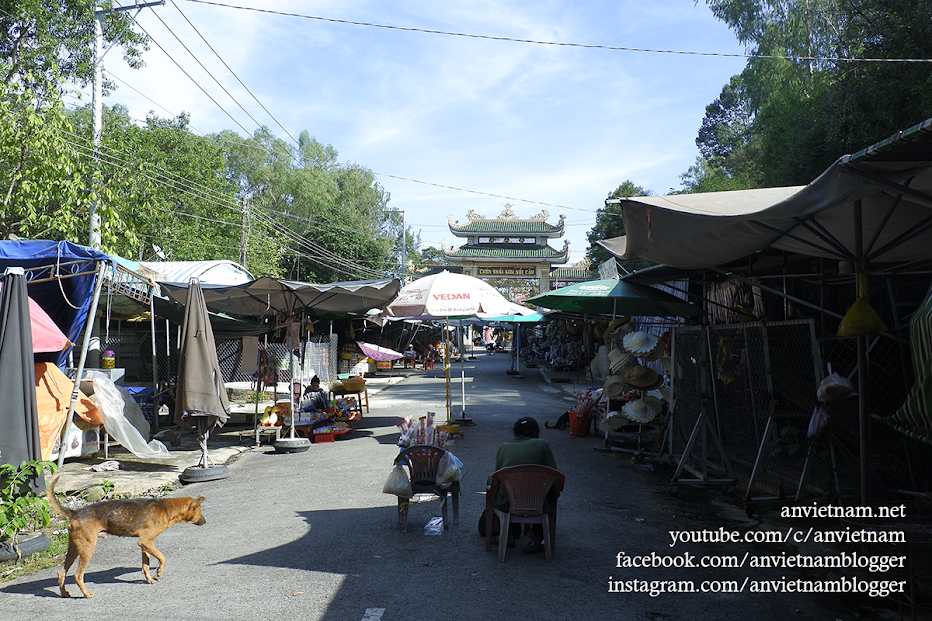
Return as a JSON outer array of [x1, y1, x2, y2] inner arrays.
[[300, 376, 331, 411], [490, 416, 558, 552]]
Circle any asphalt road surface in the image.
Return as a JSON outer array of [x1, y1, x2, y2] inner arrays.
[[1, 352, 890, 621]]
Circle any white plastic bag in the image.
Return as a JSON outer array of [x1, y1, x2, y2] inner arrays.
[[807, 405, 829, 438], [435, 451, 465, 485], [382, 464, 413, 498], [816, 363, 857, 403], [89, 377, 171, 459]]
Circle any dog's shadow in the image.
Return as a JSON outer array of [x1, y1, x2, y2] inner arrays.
[[0, 566, 143, 598]]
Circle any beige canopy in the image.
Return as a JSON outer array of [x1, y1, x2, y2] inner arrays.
[[600, 118, 932, 269]]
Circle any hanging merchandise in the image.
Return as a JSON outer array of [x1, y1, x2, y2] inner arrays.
[[622, 331, 660, 356], [622, 365, 663, 391], [623, 398, 656, 423], [837, 273, 888, 337]]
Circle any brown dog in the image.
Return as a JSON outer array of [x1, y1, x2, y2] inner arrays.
[[46, 476, 206, 598]]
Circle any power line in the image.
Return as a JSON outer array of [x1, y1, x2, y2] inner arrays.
[[170, 0, 300, 146], [127, 14, 257, 136], [182, 0, 932, 63]]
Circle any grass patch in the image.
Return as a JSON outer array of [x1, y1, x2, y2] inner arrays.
[[0, 515, 69, 583]]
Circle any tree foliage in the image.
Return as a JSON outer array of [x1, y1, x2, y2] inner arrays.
[[694, 0, 932, 188], [218, 128, 393, 281], [585, 181, 651, 267], [0, 0, 148, 95]]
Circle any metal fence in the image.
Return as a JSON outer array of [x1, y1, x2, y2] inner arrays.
[[671, 320, 822, 500], [670, 318, 932, 508]]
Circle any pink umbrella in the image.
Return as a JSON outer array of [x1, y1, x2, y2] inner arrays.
[[0, 284, 70, 353], [356, 341, 403, 362]]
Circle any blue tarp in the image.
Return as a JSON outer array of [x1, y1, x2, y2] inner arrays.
[[0, 240, 109, 366]]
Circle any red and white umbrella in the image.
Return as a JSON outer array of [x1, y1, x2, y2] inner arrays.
[[385, 271, 513, 319], [385, 271, 515, 424]]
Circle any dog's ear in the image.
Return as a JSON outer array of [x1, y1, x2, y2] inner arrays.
[[195, 496, 206, 503]]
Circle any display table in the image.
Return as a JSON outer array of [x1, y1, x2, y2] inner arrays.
[[330, 388, 368, 415]]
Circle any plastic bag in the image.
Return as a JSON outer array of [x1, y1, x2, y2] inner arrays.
[[382, 464, 413, 498], [435, 451, 464, 485], [89, 377, 171, 459], [807, 405, 829, 438], [817, 364, 857, 403]]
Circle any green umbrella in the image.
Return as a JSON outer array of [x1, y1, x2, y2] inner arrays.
[[526, 278, 701, 317]]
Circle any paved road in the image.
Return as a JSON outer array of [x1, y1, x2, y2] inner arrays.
[[1, 352, 882, 620]]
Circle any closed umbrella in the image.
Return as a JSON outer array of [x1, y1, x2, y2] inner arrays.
[[526, 278, 702, 317], [0, 268, 42, 491], [386, 271, 514, 422], [175, 278, 231, 482]]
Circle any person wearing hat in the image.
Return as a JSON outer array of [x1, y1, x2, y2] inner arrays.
[[489, 416, 558, 552]]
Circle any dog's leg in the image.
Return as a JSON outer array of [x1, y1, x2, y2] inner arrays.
[[58, 539, 80, 597], [139, 539, 166, 583], [71, 531, 99, 598]]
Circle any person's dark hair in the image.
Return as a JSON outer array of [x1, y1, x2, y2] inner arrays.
[[513, 416, 540, 438], [311, 376, 320, 385]]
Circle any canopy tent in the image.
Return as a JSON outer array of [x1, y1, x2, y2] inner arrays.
[[597, 117, 932, 504], [158, 277, 400, 319], [526, 278, 702, 318], [0, 240, 109, 366], [138, 260, 254, 286], [599, 118, 932, 270]]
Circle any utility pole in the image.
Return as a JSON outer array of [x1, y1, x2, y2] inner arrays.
[[385, 209, 406, 285], [90, 1, 165, 248], [240, 196, 250, 266]]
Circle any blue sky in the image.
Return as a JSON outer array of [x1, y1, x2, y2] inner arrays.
[[76, 0, 749, 265]]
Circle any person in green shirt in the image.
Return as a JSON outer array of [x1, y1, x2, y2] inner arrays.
[[490, 416, 558, 552]]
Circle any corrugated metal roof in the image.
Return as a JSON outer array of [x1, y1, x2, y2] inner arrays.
[[138, 260, 254, 285], [449, 219, 564, 235]]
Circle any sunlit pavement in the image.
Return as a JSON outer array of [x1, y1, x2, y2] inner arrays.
[[2, 352, 884, 621]]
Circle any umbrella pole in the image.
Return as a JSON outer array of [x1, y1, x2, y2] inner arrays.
[[445, 317, 451, 423], [58, 262, 107, 469]]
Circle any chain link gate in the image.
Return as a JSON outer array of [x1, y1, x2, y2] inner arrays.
[[671, 320, 823, 502]]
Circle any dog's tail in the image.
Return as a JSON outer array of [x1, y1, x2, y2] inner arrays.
[[46, 476, 73, 519], [544, 421, 553, 428]]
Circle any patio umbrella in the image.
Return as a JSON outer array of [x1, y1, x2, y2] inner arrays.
[[526, 278, 702, 317], [0, 268, 43, 492], [385, 271, 514, 422], [175, 278, 231, 482], [356, 341, 404, 362], [0, 283, 71, 353]]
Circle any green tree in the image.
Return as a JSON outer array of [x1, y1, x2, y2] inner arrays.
[[697, 0, 932, 187], [585, 181, 651, 268], [218, 127, 393, 282], [0, 71, 121, 244], [0, 0, 148, 94]]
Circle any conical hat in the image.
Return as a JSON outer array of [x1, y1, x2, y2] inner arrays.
[[622, 365, 663, 390], [623, 331, 660, 355], [623, 399, 656, 423]]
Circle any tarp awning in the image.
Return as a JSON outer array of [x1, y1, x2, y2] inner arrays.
[[600, 117, 932, 270], [159, 277, 401, 318]]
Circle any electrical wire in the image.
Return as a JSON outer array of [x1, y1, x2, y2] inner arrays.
[[170, 0, 300, 146], [182, 0, 932, 63]]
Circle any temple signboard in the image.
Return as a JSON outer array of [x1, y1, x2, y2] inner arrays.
[[476, 265, 537, 278]]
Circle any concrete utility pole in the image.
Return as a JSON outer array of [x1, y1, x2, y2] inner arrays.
[[240, 196, 250, 266], [89, 1, 165, 248], [386, 209, 406, 285]]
